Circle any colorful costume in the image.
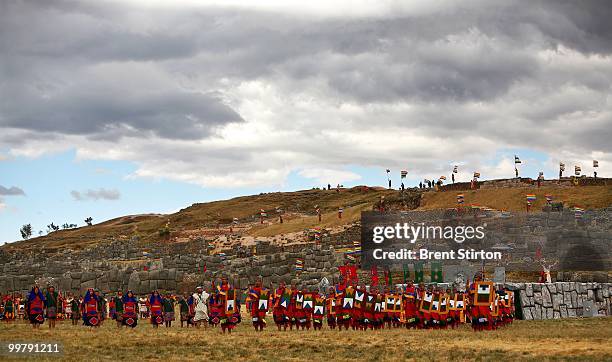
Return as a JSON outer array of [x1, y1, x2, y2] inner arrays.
[[403, 285, 418, 329], [312, 294, 325, 330], [469, 281, 494, 331], [219, 282, 240, 332], [122, 292, 138, 328], [82, 289, 100, 327], [249, 286, 269, 330], [273, 285, 291, 329], [148, 292, 164, 326], [326, 292, 337, 329], [27, 288, 45, 325]]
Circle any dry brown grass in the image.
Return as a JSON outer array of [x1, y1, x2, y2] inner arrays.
[[4, 184, 610, 252], [249, 203, 368, 237], [4, 187, 394, 252], [1, 317, 611, 361], [419, 185, 612, 212]]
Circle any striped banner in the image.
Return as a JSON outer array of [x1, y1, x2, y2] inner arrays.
[[574, 207, 585, 220], [295, 259, 304, 272]]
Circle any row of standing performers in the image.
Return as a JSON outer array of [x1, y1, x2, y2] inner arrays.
[[246, 280, 514, 332], [14, 283, 244, 333], [9, 280, 514, 332]]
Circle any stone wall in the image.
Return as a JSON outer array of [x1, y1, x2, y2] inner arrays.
[[1, 207, 610, 305], [507, 282, 611, 319], [0, 244, 343, 295]]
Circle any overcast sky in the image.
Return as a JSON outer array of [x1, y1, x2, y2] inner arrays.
[[1, 0, 611, 243]]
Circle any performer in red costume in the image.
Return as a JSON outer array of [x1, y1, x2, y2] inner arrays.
[[362, 289, 375, 330], [148, 290, 164, 328], [300, 292, 314, 330], [82, 288, 100, 327], [403, 283, 418, 329], [352, 285, 366, 330], [374, 291, 385, 330], [218, 277, 239, 333], [26, 286, 45, 328], [122, 290, 138, 328], [249, 280, 269, 331], [338, 285, 353, 330], [326, 287, 337, 330], [418, 287, 433, 329], [469, 274, 494, 331], [273, 282, 291, 331], [288, 284, 299, 330], [312, 293, 325, 330]]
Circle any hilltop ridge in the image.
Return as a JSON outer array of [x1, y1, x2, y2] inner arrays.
[[3, 179, 611, 253]]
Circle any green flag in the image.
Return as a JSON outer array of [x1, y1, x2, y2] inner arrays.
[[431, 261, 443, 283], [414, 262, 424, 283], [387, 269, 393, 286], [403, 264, 409, 283]]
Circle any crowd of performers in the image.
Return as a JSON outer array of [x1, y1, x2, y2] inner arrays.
[[0, 278, 243, 333], [1, 277, 514, 332], [250, 278, 514, 332]]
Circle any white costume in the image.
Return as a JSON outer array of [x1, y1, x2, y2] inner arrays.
[[193, 291, 210, 322]]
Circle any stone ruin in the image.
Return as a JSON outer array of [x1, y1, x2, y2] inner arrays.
[[1, 206, 610, 321]]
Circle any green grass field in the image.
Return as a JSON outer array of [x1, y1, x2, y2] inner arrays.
[[1, 317, 611, 361]]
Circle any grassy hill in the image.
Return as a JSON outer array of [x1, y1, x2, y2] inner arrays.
[[3, 183, 611, 252], [419, 185, 612, 211], [3, 186, 397, 252]]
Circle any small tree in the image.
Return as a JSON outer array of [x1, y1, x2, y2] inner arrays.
[[20, 224, 32, 240], [85, 217, 93, 226], [46, 223, 60, 233]]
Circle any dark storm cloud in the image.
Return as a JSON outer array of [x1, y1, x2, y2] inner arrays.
[[2, 0, 611, 109], [0, 0, 610, 186], [70, 188, 120, 201], [0, 186, 26, 196], [1, 82, 243, 140], [0, 0, 244, 140]]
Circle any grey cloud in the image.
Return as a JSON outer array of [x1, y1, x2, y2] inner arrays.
[[71, 188, 121, 201], [0, 0, 611, 186], [0, 185, 25, 196], [2, 83, 243, 140]]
